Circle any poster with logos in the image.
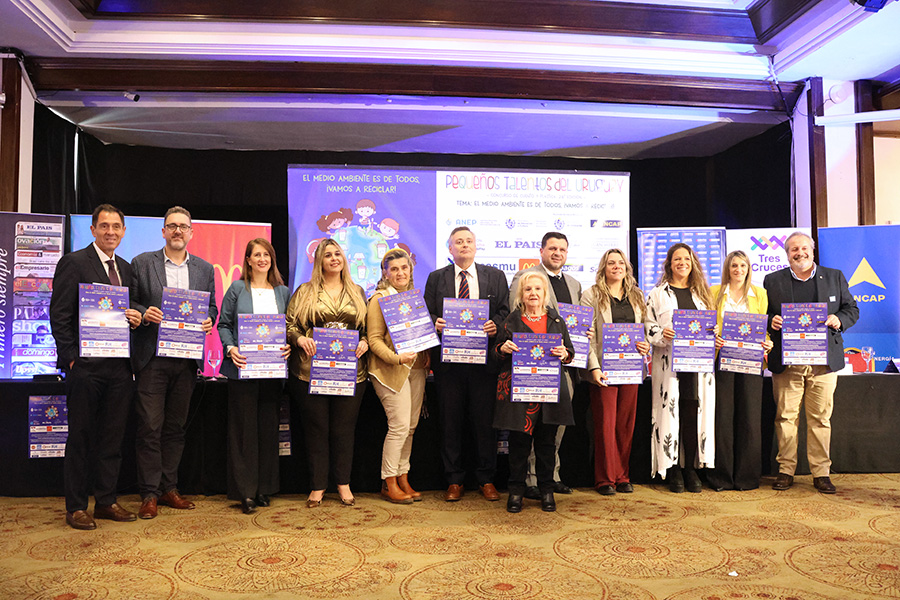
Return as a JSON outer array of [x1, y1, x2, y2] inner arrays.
[[0, 212, 65, 379], [28, 395, 68, 458], [725, 227, 811, 287], [637, 227, 726, 294], [819, 225, 900, 372]]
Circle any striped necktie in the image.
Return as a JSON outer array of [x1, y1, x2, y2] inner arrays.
[[458, 270, 470, 299]]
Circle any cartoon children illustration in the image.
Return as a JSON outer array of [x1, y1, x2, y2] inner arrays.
[[356, 199, 376, 232], [316, 208, 354, 237], [378, 217, 400, 240]]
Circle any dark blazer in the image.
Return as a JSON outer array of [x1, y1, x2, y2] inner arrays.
[[217, 280, 291, 380], [424, 262, 511, 373], [764, 265, 859, 374], [508, 265, 582, 311], [129, 248, 218, 373], [490, 307, 575, 432], [49, 244, 134, 370]]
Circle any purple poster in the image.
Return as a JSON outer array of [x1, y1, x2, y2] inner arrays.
[[0, 212, 65, 379], [441, 298, 489, 364], [78, 283, 130, 358], [309, 328, 359, 396], [237, 314, 287, 379], [511, 332, 562, 403], [380, 288, 440, 354], [672, 309, 717, 373], [28, 395, 68, 458], [157, 287, 210, 360], [601, 322, 645, 385], [782, 302, 828, 366], [557, 303, 593, 369], [719, 311, 767, 375]]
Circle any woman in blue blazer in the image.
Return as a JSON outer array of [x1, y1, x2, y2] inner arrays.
[[218, 238, 291, 514]]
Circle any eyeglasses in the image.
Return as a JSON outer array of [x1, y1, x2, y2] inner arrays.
[[164, 223, 192, 232]]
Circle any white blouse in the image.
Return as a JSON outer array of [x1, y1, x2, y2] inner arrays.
[[251, 287, 279, 315]]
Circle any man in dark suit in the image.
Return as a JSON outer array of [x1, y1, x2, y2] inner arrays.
[[130, 206, 217, 518], [50, 204, 143, 530], [424, 226, 510, 501], [764, 231, 858, 494], [508, 231, 582, 498]]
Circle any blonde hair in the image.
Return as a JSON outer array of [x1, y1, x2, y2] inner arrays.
[[658, 242, 714, 309], [591, 248, 646, 320], [716, 250, 753, 308], [375, 248, 414, 292], [513, 270, 551, 312], [292, 239, 366, 328]]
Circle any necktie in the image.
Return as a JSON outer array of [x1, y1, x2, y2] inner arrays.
[[458, 271, 470, 299], [107, 259, 121, 286]]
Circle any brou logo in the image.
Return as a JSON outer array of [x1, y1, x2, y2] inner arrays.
[[749, 235, 786, 251], [849, 257, 886, 303]]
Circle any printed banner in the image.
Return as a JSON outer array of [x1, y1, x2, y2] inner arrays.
[[237, 314, 287, 379], [718, 311, 767, 375], [637, 228, 726, 295], [782, 302, 828, 366], [672, 309, 717, 373], [557, 303, 592, 369], [157, 287, 210, 360], [78, 283, 130, 358], [380, 288, 440, 354], [601, 322, 645, 385], [725, 227, 811, 287], [511, 332, 562, 403], [28, 395, 68, 458], [441, 298, 489, 364], [309, 328, 359, 396], [0, 212, 65, 379]]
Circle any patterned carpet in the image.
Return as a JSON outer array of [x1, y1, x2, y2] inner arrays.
[[2, 473, 900, 599]]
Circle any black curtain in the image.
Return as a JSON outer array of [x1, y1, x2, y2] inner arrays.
[[30, 104, 77, 217]]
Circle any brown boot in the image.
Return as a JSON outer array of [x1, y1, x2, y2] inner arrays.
[[397, 473, 422, 502], [381, 477, 414, 504]]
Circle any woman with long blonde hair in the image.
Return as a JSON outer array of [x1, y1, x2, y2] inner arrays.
[[645, 243, 716, 493], [580, 248, 650, 495], [286, 239, 369, 507]]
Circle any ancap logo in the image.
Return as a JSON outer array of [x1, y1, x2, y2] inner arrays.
[[749, 235, 787, 251], [848, 257, 886, 289]]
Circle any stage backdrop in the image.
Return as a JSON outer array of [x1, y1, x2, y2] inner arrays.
[[819, 224, 900, 373], [71, 215, 271, 377], [0, 212, 65, 379], [288, 166, 630, 296]]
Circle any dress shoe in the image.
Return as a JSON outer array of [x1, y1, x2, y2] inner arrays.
[[443, 484, 464, 502], [813, 476, 837, 494], [553, 481, 574, 494], [66, 510, 96, 530], [382, 477, 414, 504], [397, 473, 422, 502], [616, 482, 634, 494], [94, 502, 137, 522], [524, 486, 541, 500], [506, 494, 523, 513], [772, 473, 794, 491], [255, 494, 270, 507], [241, 498, 257, 514], [138, 497, 158, 519], [667, 466, 685, 493], [540, 491, 556, 512], [684, 468, 702, 493], [596, 484, 616, 496], [158, 489, 195, 510], [480, 483, 501, 501]]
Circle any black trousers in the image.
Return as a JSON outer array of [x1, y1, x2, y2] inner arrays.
[[507, 412, 558, 496], [134, 356, 197, 498], [227, 378, 282, 501], [63, 357, 133, 512], [678, 373, 700, 469], [708, 368, 763, 490], [289, 378, 365, 491], [434, 363, 497, 486]]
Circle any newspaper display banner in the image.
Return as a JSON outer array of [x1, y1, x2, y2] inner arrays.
[[782, 302, 828, 366], [28, 395, 68, 458], [380, 288, 440, 353], [718, 311, 767, 375], [156, 287, 210, 360], [441, 298, 489, 364], [237, 313, 287, 379], [672, 309, 717, 373], [511, 332, 562, 403], [557, 303, 592, 369], [309, 328, 359, 396], [601, 322, 645, 385], [78, 283, 130, 358]]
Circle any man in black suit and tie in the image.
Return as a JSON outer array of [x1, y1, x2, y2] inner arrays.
[[764, 231, 858, 494], [424, 226, 510, 502], [50, 204, 144, 530], [508, 232, 583, 498], [130, 206, 217, 518]]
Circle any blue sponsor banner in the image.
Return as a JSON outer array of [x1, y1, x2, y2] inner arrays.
[[819, 225, 900, 372], [637, 227, 726, 294]]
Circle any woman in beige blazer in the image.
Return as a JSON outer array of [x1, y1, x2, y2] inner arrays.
[[367, 248, 430, 504]]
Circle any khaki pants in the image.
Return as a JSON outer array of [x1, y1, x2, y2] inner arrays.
[[772, 365, 837, 478], [372, 369, 426, 480]]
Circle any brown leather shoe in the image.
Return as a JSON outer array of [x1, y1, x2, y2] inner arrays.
[[66, 510, 97, 530], [480, 483, 501, 501], [772, 473, 794, 491], [138, 497, 158, 519], [158, 489, 195, 510], [813, 476, 837, 494], [397, 473, 422, 502], [443, 484, 464, 502], [94, 502, 136, 522], [381, 477, 414, 504]]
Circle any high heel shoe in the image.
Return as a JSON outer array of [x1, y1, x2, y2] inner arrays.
[[306, 498, 322, 508], [339, 496, 355, 506]]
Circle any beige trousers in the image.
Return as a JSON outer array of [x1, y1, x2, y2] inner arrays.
[[772, 365, 837, 478], [372, 368, 426, 479]]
